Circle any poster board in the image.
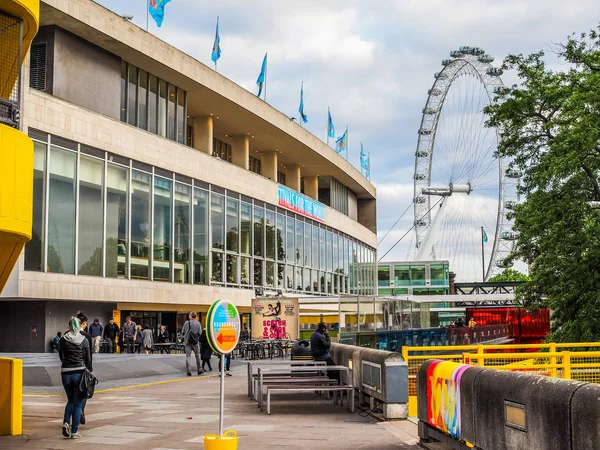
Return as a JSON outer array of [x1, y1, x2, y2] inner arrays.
[[251, 297, 299, 340]]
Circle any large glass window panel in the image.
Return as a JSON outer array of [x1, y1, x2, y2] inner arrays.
[[295, 266, 302, 291], [241, 256, 250, 285], [120, 61, 127, 122], [295, 220, 303, 265], [131, 170, 151, 279], [319, 228, 326, 269], [312, 226, 318, 268], [344, 237, 350, 276], [378, 265, 390, 287], [410, 265, 426, 286], [177, 89, 185, 144], [394, 265, 410, 285], [127, 64, 138, 126], [240, 202, 251, 255], [312, 269, 318, 292], [193, 188, 208, 284], [25, 141, 46, 271], [333, 234, 339, 276], [148, 75, 158, 134], [226, 254, 238, 284], [265, 210, 275, 260], [320, 272, 326, 293], [106, 163, 128, 278], [158, 79, 167, 137], [48, 147, 76, 274], [334, 274, 339, 294], [327, 273, 333, 294], [174, 183, 191, 283], [226, 198, 239, 253], [304, 223, 311, 267], [138, 70, 148, 130], [266, 261, 275, 287], [430, 264, 447, 286], [326, 231, 332, 271], [254, 259, 263, 286], [211, 193, 225, 250], [286, 265, 293, 290], [303, 268, 310, 291], [253, 207, 264, 257], [167, 84, 176, 140], [277, 263, 285, 289], [276, 213, 285, 261], [78, 156, 104, 277], [286, 217, 294, 263], [212, 251, 223, 282], [153, 176, 172, 282]]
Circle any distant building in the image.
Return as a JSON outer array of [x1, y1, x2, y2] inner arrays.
[[377, 260, 450, 296]]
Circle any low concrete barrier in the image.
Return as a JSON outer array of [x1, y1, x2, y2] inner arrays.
[[0, 357, 22, 436], [417, 359, 600, 450]]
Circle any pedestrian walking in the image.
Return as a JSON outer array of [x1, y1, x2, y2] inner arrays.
[[122, 316, 137, 353], [157, 325, 171, 354], [76, 312, 93, 426], [89, 318, 103, 353], [52, 331, 62, 352], [58, 316, 91, 439], [182, 312, 202, 376], [135, 325, 143, 353], [142, 324, 153, 354], [200, 329, 212, 371], [103, 318, 119, 353], [218, 353, 232, 376]]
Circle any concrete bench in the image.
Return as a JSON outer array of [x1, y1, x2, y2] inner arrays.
[[253, 376, 336, 401], [265, 384, 355, 415]]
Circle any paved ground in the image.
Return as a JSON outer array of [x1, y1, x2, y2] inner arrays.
[[0, 358, 421, 449]]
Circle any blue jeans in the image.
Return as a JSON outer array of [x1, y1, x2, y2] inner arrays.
[[61, 371, 84, 433]]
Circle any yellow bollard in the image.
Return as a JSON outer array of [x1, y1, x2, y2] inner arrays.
[[204, 430, 239, 450], [0, 357, 22, 435]]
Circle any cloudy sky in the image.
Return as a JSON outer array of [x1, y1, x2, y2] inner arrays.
[[97, 0, 597, 279]]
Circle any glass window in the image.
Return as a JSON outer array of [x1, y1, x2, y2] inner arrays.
[[253, 206, 264, 257], [174, 182, 191, 283], [312, 225, 319, 268], [265, 210, 275, 260], [148, 75, 158, 134], [333, 234, 339, 276], [78, 156, 104, 277], [344, 237, 350, 276], [153, 176, 172, 282], [212, 251, 223, 282], [319, 228, 326, 269], [211, 193, 225, 250], [410, 265, 426, 286], [120, 61, 127, 122], [131, 170, 151, 279], [226, 198, 239, 253], [295, 220, 303, 265], [167, 84, 176, 140], [286, 216, 294, 263], [303, 268, 310, 291], [334, 274, 339, 295], [138, 70, 148, 130], [326, 231, 332, 272], [254, 259, 263, 286], [312, 269, 318, 292], [193, 188, 208, 285], [277, 263, 285, 289], [25, 141, 46, 272], [320, 272, 326, 293], [47, 146, 76, 274], [276, 213, 285, 261], [241, 256, 250, 285], [127, 64, 138, 126], [240, 202, 251, 255], [304, 223, 311, 267], [266, 261, 275, 287], [286, 265, 293, 290], [430, 264, 448, 286], [158, 79, 167, 137], [106, 163, 128, 278], [226, 254, 238, 284], [177, 88, 185, 144], [378, 265, 391, 287], [295, 266, 302, 291], [327, 273, 333, 294], [394, 265, 410, 285]]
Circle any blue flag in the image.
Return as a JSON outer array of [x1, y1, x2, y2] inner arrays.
[[256, 53, 267, 98], [365, 157, 371, 180], [335, 128, 348, 154], [482, 228, 489, 243], [298, 82, 307, 123], [149, 0, 171, 28], [328, 109, 335, 138], [360, 143, 368, 170], [211, 18, 221, 64]]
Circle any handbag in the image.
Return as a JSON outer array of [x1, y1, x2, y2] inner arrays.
[[79, 368, 99, 399]]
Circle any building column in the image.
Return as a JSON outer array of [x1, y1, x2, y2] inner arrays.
[[303, 176, 318, 200], [191, 116, 213, 155], [285, 165, 301, 192], [261, 151, 277, 181], [231, 135, 249, 170]]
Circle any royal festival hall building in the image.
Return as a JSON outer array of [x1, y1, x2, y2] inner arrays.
[[0, 0, 377, 352]]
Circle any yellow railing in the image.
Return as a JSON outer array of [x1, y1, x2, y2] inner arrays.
[[403, 342, 600, 417]]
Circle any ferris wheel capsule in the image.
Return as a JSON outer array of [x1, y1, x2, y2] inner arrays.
[[478, 54, 494, 63], [434, 72, 448, 79], [422, 107, 437, 114], [428, 88, 442, 96], [418, 129, 432, 135], [505, 168, 523, 178], [504, 200, 518, 210], [495, 260, 514, 269], [442, 59, 451, 66], [487, 67, 503, 76], [450, 50, 463, 58], [459, 46, 473, 54], [500, 231, 517, 240]]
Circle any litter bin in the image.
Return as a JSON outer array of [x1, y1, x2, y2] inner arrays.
[[204, 430, 238, 450], [291, 340, 312, 360]]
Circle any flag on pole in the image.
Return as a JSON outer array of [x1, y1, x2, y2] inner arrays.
[[482, 228, 489, 243], [149, 0, 171, 27], [327, 109, 335, 138], [365, 156, 371, 180], [298, 82, 308, 123], [256, 53, 267, 98], [360, 143, 368, 170], [335, 127, 348, 154], [211, 18, 222, 64]]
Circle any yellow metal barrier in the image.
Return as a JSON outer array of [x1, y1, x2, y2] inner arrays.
[[0, 357, 22, 435], [404, 342, 600, 417]]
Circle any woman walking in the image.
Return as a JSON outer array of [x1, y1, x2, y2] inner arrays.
[[142, 324, 154, 354], [200, 329, 213, 371], [58, 316, 92, 439]]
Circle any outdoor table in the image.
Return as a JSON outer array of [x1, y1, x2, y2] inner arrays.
[[257, 365, 350, 409], [246, 360, 327, 398]]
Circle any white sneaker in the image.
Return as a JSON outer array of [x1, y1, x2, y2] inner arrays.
[[71, 432, 83, 439], [62, 422, 70, 438]]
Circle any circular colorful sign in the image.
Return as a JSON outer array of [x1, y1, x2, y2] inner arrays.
[[206, 299, 241, 354]]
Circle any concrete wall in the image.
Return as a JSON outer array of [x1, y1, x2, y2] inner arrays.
[[52, 27, 121, 120], [0, 301, 46, 352], [358, 198, 377, 234], [348, 190, 358, 221]]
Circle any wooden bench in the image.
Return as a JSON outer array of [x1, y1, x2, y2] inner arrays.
[[253, 376, 336, 401], [265, 384, 355, 415]]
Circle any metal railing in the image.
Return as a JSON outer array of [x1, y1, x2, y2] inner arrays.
[[0, 11, 23, 129]]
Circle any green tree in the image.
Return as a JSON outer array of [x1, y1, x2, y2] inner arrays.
[[488, 269, 530, 283], [484, 26, 600, 342]]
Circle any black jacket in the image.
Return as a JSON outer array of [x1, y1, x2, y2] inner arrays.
[[104, 323, 119, 340], [200, 330, 213, 360], [310, 331, 331, 359], [59, 332, 92, 372]]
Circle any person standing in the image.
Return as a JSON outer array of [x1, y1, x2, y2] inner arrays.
[[218, 353, 232, 377], [76, 312, 93, 426], [103, 318, 119, 354], [89, 318, 103, 354], [58, 316, 91, 439], [183, 312, 202, 376], [52, 332, 62, 352], [122, 316, 137, 354], [142, 324, 153, 354], [200, 329, 212, 371], [157, 325, 171, 354], [135, 325, 144, 353], [310, 322, 338, 381]]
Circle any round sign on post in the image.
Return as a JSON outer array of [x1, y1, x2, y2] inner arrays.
[[206, 299, 241, 354]]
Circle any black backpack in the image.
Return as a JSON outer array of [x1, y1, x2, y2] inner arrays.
[[79, 368, 98, 399], [186, 321, 200, 345]]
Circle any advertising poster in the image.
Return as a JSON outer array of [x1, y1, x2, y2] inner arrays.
[[251, 297, 299, 340]]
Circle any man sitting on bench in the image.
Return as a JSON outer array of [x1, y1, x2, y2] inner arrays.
[[310, 322, 339, 382]]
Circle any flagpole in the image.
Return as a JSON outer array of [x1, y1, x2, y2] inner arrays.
[[368, 151, 371, 180], [481, 226, 485, 282], [146, 0, 149, 31], [264, 53, 268, 102], [346, 127, 348, 160], [327, 107, 330, 147], [215, 16, 219, 72], [299, 82, 303, 128]]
